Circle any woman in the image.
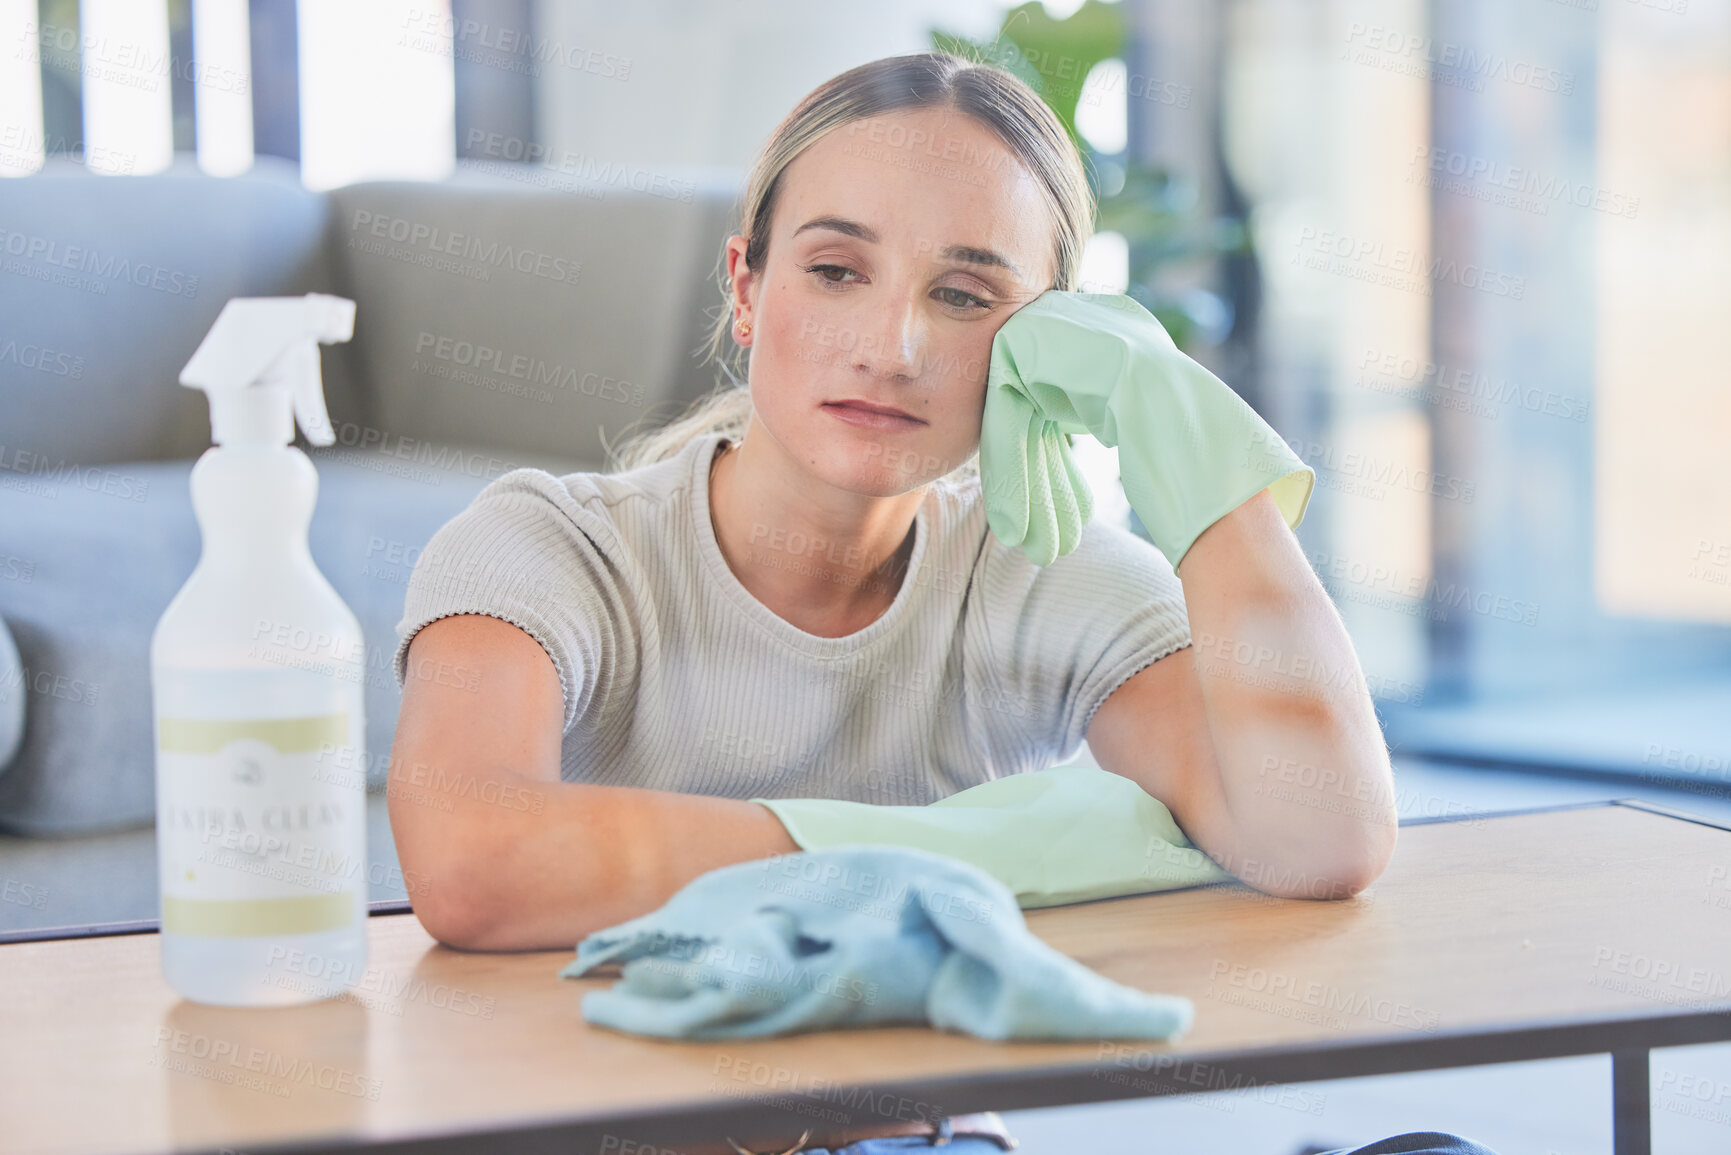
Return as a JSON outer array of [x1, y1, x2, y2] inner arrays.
[[388, 52, 1497, 1155]]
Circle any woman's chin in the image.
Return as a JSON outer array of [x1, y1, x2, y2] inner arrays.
[[803, 442, 949, 496], [763, 412, 963, 494]]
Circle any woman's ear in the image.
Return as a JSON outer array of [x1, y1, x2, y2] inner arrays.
[[724, 235, 756, 344]]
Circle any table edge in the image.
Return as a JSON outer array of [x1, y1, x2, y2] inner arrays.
[[2, 798, 1720, 947], [0, 898, 416, 946], [157, 1002, 1731, 1155]]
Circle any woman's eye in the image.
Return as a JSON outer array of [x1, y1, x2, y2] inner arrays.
[[802, 263, 858, 287], [799, 265, 990, 311], [936, 286, 990, 312]]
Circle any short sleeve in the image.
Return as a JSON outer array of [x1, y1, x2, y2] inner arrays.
[[975, 518, 1191, 770], [392, 468, 634, 736]]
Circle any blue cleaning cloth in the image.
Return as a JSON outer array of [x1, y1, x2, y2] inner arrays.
[[559, 844, 1194, 1042]]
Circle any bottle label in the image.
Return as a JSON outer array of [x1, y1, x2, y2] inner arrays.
[[156, 710, 366, 937]]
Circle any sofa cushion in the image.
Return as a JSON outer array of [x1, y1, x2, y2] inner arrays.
[[0, 438, 592, 836], [0, 155, 353, 468], [0, 166, 747, 836], [326, 173, 739, 470]]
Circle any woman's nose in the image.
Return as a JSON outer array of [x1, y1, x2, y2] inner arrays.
[[851, 289, 930, 386]]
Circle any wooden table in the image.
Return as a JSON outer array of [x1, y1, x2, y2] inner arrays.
[[4, 800, 1729, 1155]]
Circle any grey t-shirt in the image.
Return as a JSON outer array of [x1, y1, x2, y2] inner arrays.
[[393, 432, 1191, 804]]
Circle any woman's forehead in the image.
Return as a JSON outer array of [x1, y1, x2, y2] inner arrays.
[[775, 110, 1053, 284]]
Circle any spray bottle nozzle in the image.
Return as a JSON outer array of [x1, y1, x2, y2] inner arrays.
[[179, 293, 357, 448]]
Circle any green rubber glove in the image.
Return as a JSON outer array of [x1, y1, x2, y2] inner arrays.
[[982, 290, 1316, 569], [751, 765, 1229, 910]]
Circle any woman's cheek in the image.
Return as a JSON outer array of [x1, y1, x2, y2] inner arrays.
[[773, 303, 848, 372]]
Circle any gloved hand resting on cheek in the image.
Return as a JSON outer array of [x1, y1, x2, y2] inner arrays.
[[981, 290, 1316, 569]]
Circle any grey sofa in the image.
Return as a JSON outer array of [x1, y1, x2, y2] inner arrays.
[[0, 155, 738, 836]]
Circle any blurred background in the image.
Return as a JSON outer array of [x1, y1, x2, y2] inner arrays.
[[1, 1, 1728, 1151]]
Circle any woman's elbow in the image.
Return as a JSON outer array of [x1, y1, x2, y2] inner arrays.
[[1241, 823, 1396, 900], [1316, 861, 1383, 900], [409, 862, 501, 951], [1308, 824, 1397, 899], [393, 812, 512, 950]]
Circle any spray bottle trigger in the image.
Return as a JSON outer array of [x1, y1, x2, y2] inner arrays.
[[286, 342, 336, 448], [293, 294, 355, 449]]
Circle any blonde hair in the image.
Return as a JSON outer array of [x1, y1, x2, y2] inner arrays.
[[605, 49, 1096, 477]]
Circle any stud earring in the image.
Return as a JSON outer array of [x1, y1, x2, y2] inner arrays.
[[735, 318, 752, 338]]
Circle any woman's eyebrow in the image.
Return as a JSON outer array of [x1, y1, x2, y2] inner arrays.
[[942, 244, 1023, 280], [792, 215, 1023, 279]]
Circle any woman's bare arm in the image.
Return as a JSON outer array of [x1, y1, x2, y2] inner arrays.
[[387, 613, 798, 952], [1086, 488, 1398, 899]]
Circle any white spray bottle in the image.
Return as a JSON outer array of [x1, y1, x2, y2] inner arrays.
[[151, 292, 368, 1006]]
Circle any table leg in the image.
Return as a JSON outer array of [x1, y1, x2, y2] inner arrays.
[[1612, 1048, 1650, 1155]]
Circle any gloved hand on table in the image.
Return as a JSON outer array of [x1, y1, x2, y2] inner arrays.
[[981, 290, 1316, 569], [751, 764, 1229, 909]]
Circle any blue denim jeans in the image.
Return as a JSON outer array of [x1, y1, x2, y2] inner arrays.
[[795, 1140, 1003, 1154], [796, 1130, 1500, 1154], [1310, 1133, 1502, 1155]]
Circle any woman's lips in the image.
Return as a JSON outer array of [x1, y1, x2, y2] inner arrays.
[[821, 400, 926, 432]]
